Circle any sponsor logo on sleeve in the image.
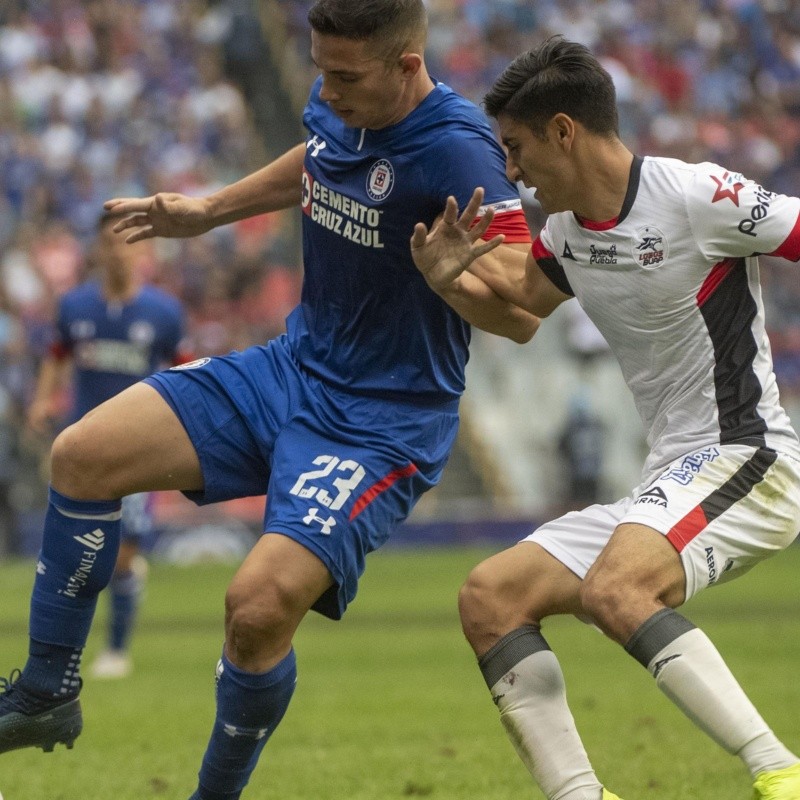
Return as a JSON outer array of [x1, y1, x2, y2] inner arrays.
[[710, 171, 745, 206], [737, 184, 775, 238]]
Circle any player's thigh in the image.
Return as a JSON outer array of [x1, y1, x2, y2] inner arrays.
[[461, 541, 584, 635], [523, 498, 629, 583], [584, 522, 686, 609], [52, 382, 201, 497]]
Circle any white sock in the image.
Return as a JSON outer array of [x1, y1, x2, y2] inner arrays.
[[627, 610, 798, 777], [480, 627, 603, 800]]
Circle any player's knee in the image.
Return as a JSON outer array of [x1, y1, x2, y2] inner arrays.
[[458, 562, 509, 650], [224, 578, 298, 661], [51, 422, 115, 498], [579, 571, 627, 629]]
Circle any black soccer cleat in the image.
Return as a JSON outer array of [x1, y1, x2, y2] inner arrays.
[[0, 670, 83, 754]]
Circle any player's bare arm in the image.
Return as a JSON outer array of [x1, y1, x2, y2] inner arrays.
[[472, 248, 571, 318], [26, 356, 71, 435], [440, 268, 540, 343], [104, 143, 307, 244]]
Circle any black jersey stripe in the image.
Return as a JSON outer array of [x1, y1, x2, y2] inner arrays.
[[696, 258, 767, 446]]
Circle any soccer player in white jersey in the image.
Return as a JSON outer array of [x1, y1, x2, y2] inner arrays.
[[411, 35, 800, 800]]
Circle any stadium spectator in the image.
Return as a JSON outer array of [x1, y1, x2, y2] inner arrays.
[[0, 7, 538, 800], [411, 36, 800, 800]]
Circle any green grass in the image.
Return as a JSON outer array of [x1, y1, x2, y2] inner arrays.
[[0, 544, 799, 799]]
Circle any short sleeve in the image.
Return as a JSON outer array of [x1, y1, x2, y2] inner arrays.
[[686, 164, 800, 262]]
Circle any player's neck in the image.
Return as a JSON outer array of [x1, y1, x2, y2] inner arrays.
[[102, 272, 139, 303], [389, 69, 435, 127], [572, 141, 634, 223]]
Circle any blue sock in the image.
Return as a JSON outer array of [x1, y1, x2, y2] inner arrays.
[[192, 649, 297, 800], [22, 640, 82, 699], [23, 487, 122, 695], [108, 568, 142, 651]]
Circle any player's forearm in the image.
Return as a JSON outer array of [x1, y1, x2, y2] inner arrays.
[[27, 357, 68, 430], [436, 273, 540, 343], [470, 244, 533, 311], [472, 247, 567, 318], [205, 143, 306, 227]]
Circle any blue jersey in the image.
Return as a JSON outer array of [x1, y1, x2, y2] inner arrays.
[[54, 281, 185, 422], [292, 78, 525, 402]]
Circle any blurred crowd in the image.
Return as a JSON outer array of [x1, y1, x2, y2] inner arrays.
[[2, 0, 800, 546], [0, 0, 302, 552]]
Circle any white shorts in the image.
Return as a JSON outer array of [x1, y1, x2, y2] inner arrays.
[[524, 443, 800, 600]]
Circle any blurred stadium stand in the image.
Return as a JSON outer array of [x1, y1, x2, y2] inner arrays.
[[1, 0, 800, 554]]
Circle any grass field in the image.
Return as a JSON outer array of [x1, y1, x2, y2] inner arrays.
[[0, 543, 798, 800]]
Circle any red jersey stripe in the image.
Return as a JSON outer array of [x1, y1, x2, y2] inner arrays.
[[532, 235, 555, 262], [575, 214, 619, 231], [770, 211, 800, 261], [666, 504, 709, 552], [696, 258, 736, 307], [349, 462, 419, 521], [479, 208, 531, 243]]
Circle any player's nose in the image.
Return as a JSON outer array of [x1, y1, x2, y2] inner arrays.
[[318, 77, 341, 102]]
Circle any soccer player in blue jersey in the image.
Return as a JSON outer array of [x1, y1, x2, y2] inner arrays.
[[27, 216, 187, 680], [0, 2, 538, 797]]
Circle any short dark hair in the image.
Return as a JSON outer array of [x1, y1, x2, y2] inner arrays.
[[307, 0, 427, 60], [484, 36, 618, 137]]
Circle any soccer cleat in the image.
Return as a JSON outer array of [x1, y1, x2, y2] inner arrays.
[[0, 670, 83, 754], [753, 763, 800, 799], [602, 790, 625, 800], [90, 649, 133, 680]]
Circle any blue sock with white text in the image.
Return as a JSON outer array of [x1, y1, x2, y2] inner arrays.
[[22, 487, 122, 695], [192, 649, 297, 800]]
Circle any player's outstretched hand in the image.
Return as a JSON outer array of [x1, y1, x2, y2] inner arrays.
[[103, 193, 214, 243], [411, 187, 505, 291]]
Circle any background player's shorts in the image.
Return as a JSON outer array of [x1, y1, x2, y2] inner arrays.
[[524, 443, 800, 600], [120, 492, 154, 541], [144, 335, 459, 619]]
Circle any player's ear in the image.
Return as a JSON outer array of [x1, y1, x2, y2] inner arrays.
[[551, 113, 576, 151], [398, 51, 422, 80]]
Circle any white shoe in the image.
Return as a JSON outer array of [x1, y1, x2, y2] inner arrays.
[[90, 650, 132, 680]]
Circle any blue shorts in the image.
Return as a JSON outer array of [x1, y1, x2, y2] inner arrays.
[[144, 336, 459, 618]]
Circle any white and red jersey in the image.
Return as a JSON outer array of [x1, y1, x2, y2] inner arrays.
[[534, 155, 800, 485]]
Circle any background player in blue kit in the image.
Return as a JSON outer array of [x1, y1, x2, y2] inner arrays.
[[0, 2, 538, 798], [27, 215, 187, 680]]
